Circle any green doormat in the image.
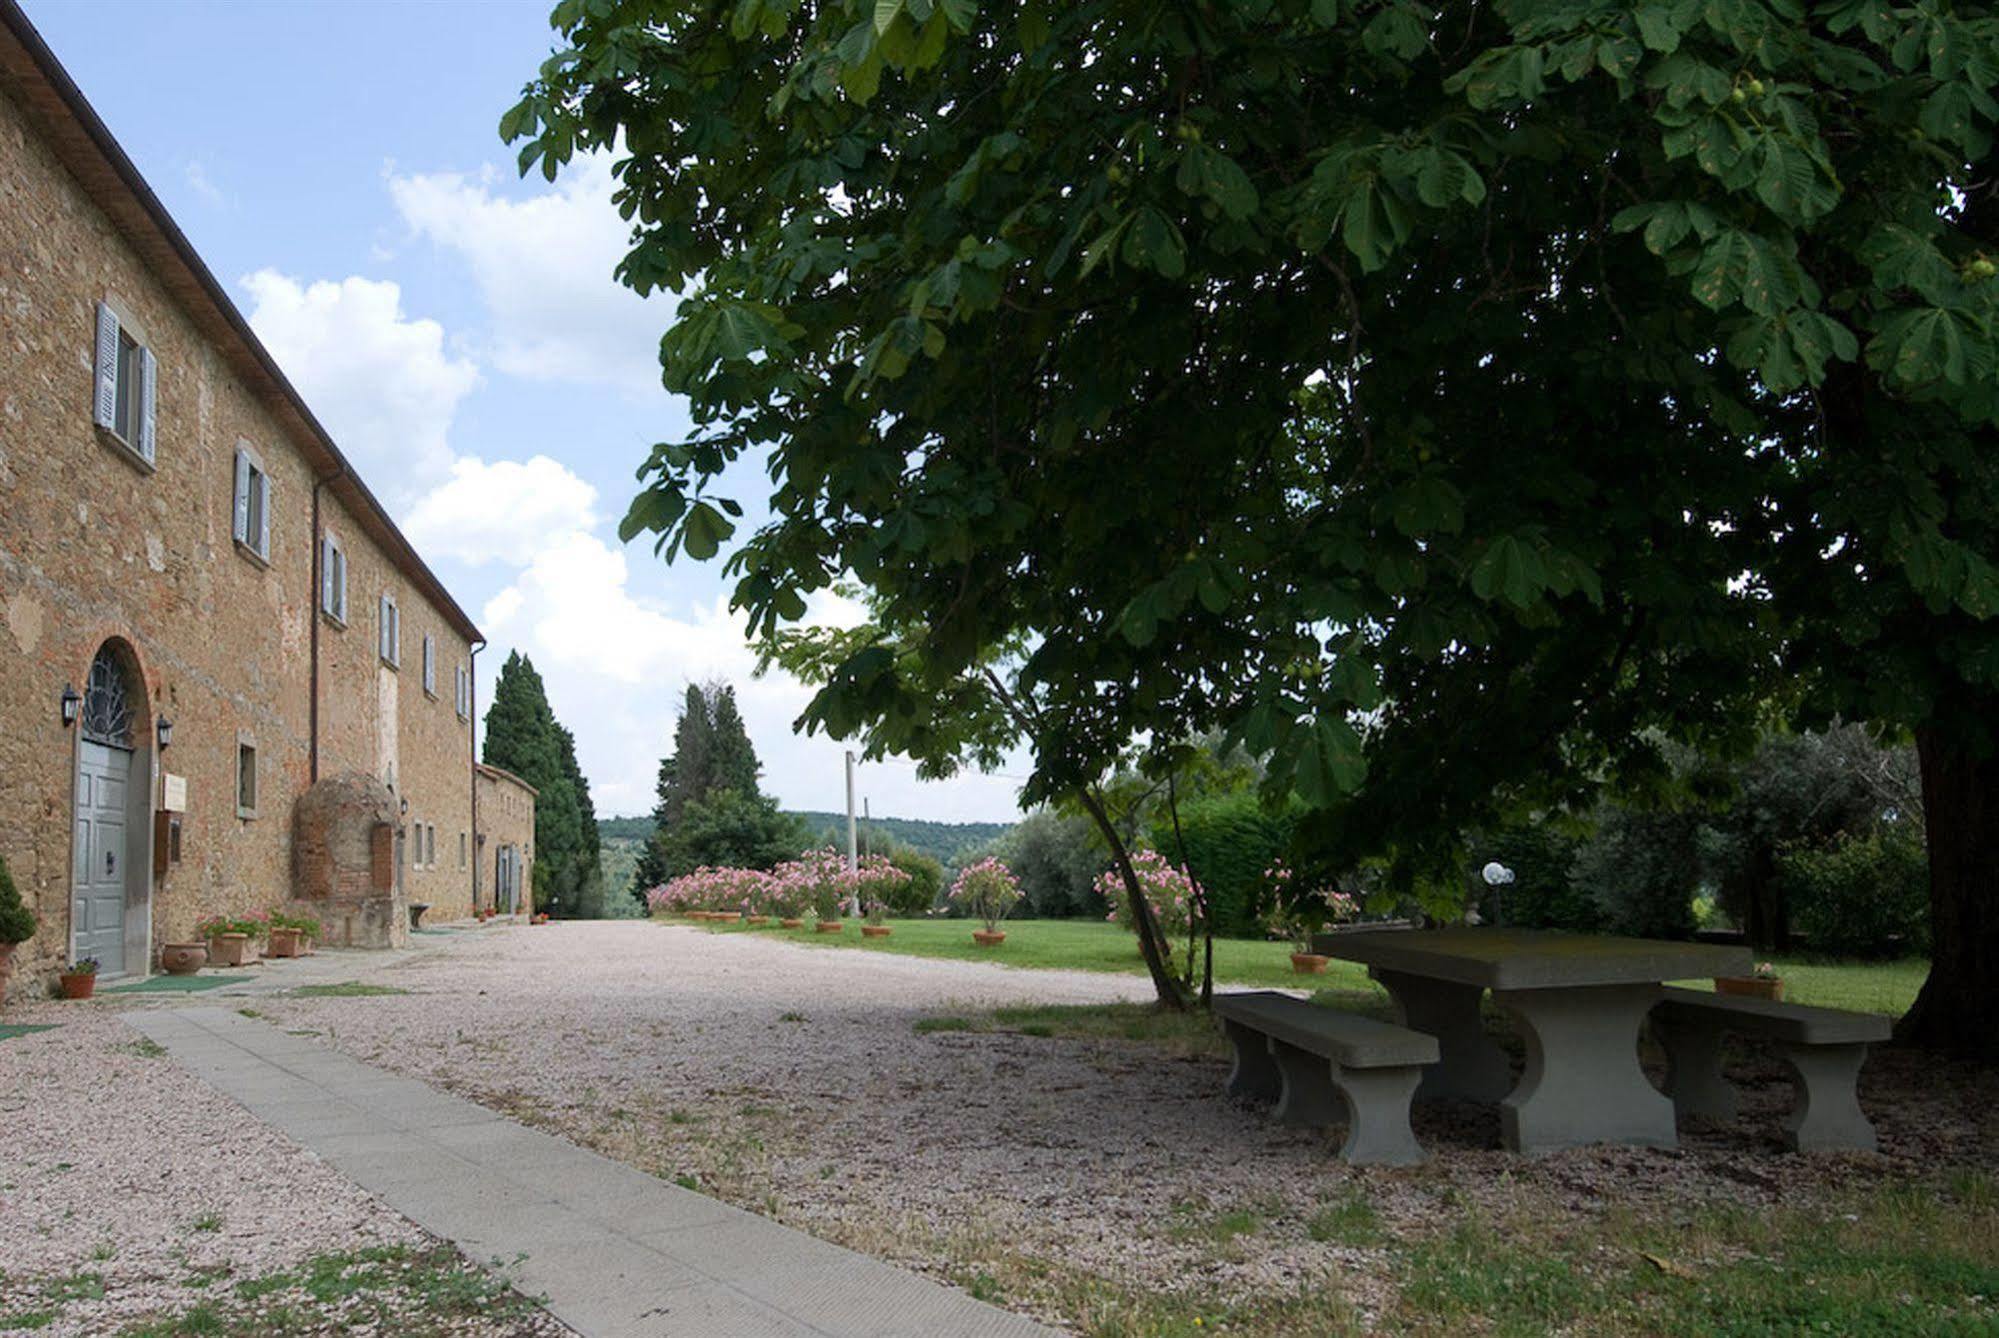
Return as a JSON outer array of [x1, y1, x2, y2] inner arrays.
[[0, 1023, 57, 1041], [102, 974, 253, 994], [413, 927, 459, 936]]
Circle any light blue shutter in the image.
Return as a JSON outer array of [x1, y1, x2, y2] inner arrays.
[[136, 347, 157, 461], [257, 469, 271, 557], [93, 302, 118, 429], [232, 450, 251, 542], [319, 537, 331, 610]]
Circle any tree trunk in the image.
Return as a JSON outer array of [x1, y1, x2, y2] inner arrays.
[[1893, 723, 1999, 1059], [1076, 787, 1189, 1010]]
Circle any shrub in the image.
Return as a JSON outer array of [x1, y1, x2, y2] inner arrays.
[[1146, 792, 1299, 937], [994, 809, 1105, 917], [1095, 848, 1202, 949], [1478, 824, 1598, 931], [0, 854, 35, 945], [949, 857, 1023, 931], [884, 847, 941, 914], [1572, 804, 1703, 938], [1782, 825, 1930, 958]]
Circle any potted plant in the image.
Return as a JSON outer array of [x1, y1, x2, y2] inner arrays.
[[1716, 960, 1785, 1001], [950, 857, 1021, 946], [1268, 878, 1360, 975], [266, 910, 318, 959], [861, 900, 893, 938], [0, 852, 36, 1007], [58, 956, 98, 1000], [197, 914, 262, 968]]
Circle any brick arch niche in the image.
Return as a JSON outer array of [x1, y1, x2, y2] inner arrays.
[[291, 773, 407, 949]]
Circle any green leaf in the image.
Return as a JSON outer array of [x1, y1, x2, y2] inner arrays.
[[680, 501, 736, 561], [873, 0, 903, 34], [1175, 143, 1260, 221], [1634, 5, 1684, 53], [1470, 534, 1547, 609], [1122, 206, 1187, 279]]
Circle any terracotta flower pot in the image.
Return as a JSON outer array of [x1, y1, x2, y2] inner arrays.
[[1290, 952, 1330, 975], [781, 918, 805, 929], [267, 927, 302, 959], [160, 942, 208, 976], [58, 971, 96, 1000], [1715, 975, 1784, 1002], [207, 932, 253, 967], [861, 925, 892, 938], [815, 919, 845, 934], [973, 930, 1007, 947], [747, 915, 770, 926]]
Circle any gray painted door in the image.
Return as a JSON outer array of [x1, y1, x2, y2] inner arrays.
[[72, 740, 131, 975]]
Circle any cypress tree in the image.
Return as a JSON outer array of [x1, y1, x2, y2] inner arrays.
[[706, 685, 761, 799], [482, 651, 601, 918]]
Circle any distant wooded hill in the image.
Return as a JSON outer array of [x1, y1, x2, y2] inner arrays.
[[598, 811, 1014, 869]]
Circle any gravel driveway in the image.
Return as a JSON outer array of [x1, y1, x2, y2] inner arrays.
[[14, 920, 1984, 1336]]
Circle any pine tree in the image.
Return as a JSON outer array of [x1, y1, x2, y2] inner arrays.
[[482, 651, 602, 918]]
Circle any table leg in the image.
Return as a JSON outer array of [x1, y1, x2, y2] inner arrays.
[[1372, 968, 1513, 1104], [1494, 983, 1676, 1155]]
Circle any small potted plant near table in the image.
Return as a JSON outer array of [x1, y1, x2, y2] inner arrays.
[[0, 852, 36, 1007], [951, 857, 1021, 946], [1716, 960, 1784, 1001], [861, 900, 893, 938], [58, 956, 98, 1000]]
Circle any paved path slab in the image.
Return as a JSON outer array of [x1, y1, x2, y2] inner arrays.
[[129, 1007, 1057, 1338]]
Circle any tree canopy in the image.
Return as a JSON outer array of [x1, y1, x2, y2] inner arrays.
[[483, 651, 603, 916], [511, 0, 1999, 1052], [635, 679, 804, 890]]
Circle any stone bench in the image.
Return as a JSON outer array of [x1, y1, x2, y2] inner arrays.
[[1215, 991, 1439, 1165], [1651, 986, 1891, 1152]]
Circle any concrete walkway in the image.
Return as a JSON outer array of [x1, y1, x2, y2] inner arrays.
[[128, 1008, 1057, 1338]]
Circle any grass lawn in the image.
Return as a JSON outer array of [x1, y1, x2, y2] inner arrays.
[[664, 914, 1927, 1017]]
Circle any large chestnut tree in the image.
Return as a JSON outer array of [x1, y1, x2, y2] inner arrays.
[[508, 0, 1999, 1054]]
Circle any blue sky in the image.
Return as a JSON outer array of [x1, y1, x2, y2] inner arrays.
[[21, 0, 1025, 822]]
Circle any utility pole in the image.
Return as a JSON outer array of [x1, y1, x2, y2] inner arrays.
[[844, 751, 859, 916], [862, 797, 872, 858], [844, 750, 858, 873]]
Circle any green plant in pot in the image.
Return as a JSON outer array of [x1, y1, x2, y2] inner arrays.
[[0, 853, 37, 1007]]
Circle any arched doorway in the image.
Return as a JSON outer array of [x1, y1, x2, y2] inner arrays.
[[72, 641, 150, 976]]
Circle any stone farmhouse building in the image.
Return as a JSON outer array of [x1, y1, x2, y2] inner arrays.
[[0, 4, 536, 995]]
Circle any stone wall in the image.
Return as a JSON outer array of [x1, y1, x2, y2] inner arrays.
[[474, 764, 537, 914], [0, 79, 475, 996]]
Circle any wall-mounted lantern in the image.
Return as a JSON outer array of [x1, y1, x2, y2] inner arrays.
[[156, 715, 174, 752], [60, 683, 80, 727]]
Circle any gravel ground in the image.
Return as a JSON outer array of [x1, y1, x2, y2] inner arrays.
[[239, 920, 1999, 1334], [0, 990, 568, 1336]]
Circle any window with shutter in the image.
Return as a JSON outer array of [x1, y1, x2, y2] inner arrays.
[[320, 534, 348, 623], [233, 447, 270, 563], [379, 594, 399, 667], [423, 635, 436, 697], [93, 300, 158, 468]]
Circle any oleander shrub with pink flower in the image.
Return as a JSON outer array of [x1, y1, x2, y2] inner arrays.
[[948, 857, 1022, 932], [1096, 849, 1202, 941]]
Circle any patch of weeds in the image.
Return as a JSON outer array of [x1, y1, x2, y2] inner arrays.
[[41, 1271, 105, 1304], [667, 1109, 699, 1125], [91, 1242, 117, 1262], [235, 1008, 264, 1020], [913, 1015, 974, 1034], [0, 1311, 55, 1331], [190, 1213, 223, 1233], [966, 1272, 1002, 1302], [1015, 1023, 1055, 1038], [1166, 1200, 1264, 1247], [989, 1002, 1227, 1057], [777, 1011, 807, 1023], [122, 1038, 169, 1058], [288, 982, 409, 998], [1307, 1190, 1382, 1247], [673, 1174, 701, 1192]]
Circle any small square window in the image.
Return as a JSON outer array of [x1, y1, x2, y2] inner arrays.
[[236, 741, 257, 817]]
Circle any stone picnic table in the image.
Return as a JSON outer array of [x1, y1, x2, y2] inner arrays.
[[1318, 927, 1752, 1155]]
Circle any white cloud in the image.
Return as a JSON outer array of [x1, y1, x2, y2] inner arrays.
[[389, 155, 670, 396], [241, 270, 478, 510], [184, 159, 227, 208], [403, 455, 598, 566]]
